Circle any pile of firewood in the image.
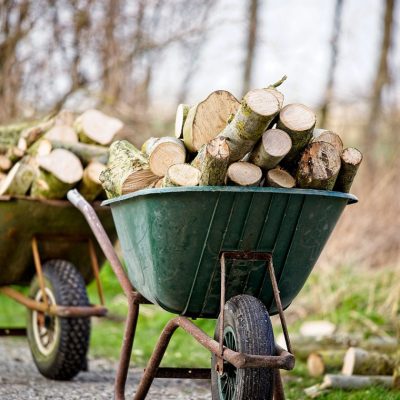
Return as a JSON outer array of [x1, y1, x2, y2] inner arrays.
[[101, 77, 363, 199], [0, 109, 123, 201]]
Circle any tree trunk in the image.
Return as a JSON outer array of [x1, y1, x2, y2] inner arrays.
[[175, 104, 190, 139], [78, 162, 106, 201], [192, 136, 230, 186], [218, 89, 280, 162], [307, 350, 346, 377], [266, 168, 295, 188], [226, 162, 262, 186], [333, 147, 363, 193], [296, 142, 341, 190], [162, 163, 200, 187]]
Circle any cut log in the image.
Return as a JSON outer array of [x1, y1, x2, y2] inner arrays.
[[300, 320, 336, 338], [162, 164, 200, 187], [45, 125, 78, 142], [50, 140, 109, 165], [27, 139, 52, 157], [142, 137, 186, 177], [312, 129, 343, 153], [192, 136, 230, 186], [277, 103, 316, 167], [54, 109, 75, 126], [307, 350, 346, 377], [296, 142, 341, 190], [183, 90, 240, 152], [265, 88, 284, 108], [342, 347, 398, 376], [20, 119, 55, 147], [74, 109, 123, 145], [266, 168, 295, 188], [174, 104, 190, 139], [78, 162, 106, 201], [218, 89, 281, 162], [0, 155, 12, 172], [0, 122, 31, 153], [322, 374, 393, 390], [0, 172, 5, 182], [6, 147, 24, 163], [121, 169, 159, 194], [333, 147, 363, 193], [227, 162, 262, 186], [249, 129, 292, 170], [0, 157, 39, 196], [31, 149, 83, 199]]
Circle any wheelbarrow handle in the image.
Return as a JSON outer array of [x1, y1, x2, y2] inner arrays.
[[67, 189, 134, 297]]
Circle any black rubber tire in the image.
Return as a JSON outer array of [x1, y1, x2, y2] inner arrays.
[[211, 295, 275, 400], [27, 259, 91, 381]]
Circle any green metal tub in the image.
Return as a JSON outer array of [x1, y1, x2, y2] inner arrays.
[[104, 187, 357, 319]]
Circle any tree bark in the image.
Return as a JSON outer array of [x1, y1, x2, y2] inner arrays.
[[266, 168, 295, 188], [226, 162, 262, 186], [333, 147, 363, 193], [218, 89, 280, 162], [78, 162, 106, 201], [162, 163, 200, 187], [307, 350, 346, 377], [174, 104, 190, 139]]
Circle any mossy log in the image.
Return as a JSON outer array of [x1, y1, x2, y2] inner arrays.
[[174, 104, 190, 139], [296, 142, 341, 190], [162, 164, 200, 187], [226, 162, 262, 186], [74, 109, 123, 145], [277, 103, 316, 168], [266, 168, 295, 188], [183, 90, 240, 152], [333, 147, 363, 193], [142, 137, 186, 177], [31, 149, 83, 199], [191, 136, 230, 186], [307, 350, 346, 377], [78, 162, 106, 201], [312, 129, 343, 153], [342, 347, 399, 376], [249, 129, 292, 170], [218, 89, 281, 162]]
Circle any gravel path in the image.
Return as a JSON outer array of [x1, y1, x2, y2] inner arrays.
[[0, 337, 211, 400]]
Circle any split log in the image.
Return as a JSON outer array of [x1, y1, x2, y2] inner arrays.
[[312, 129, 343, 153], [174, 104, 190, 139], [0, 157, 39, 196], [31, 149, 83, 199], [249, 129, 292, 170], [142, 137, 186, 177], [296, 142, 341, 190], [50, 140, 109, 165], [342, 347, 399, 376], [307, 350, 346, 377], [78, 162, 106, 201], [266, 168, 295, 188], [191, 137, 230, 186], [45, 125, 78, 142], [218, 89, 281, 162], [74, 109, 123, 145], [277, 103, 316, 167], [162, 164, 200, 187], [333, 147, 363, 193], [183, 90, 240, 152], [27, 139, 52, 157], [0, 155, 12, 172], [226, 162, 262, 186]]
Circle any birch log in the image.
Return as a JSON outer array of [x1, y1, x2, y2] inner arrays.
[[333, 147, 363, 193], [78, 162, 106, 201], [175, 104, 190, 139], [192, 136, 230, 186], [226, 162, 262, 186], [266, 168, 295, 188], [218, 89, 281, 162], [162, 164, 200, 187], [183, 90, 240, 152]]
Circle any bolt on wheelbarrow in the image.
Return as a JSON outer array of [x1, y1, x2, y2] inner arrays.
[[68, 185, 357, 400], [0, 194, 117, 380]]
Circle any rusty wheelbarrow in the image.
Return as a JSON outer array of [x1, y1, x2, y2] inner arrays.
[[68, 186, 357, 400], [0, 195, 117, 380]]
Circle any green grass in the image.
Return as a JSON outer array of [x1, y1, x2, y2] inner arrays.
[[1, 263, 399, 399]]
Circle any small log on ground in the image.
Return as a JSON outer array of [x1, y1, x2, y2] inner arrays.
[[333, 147, 363, 193], [0, 155, 12, 172], [0, 157, 39, 196], [296, 142, 341, 190], [183, 90, 240, 152], [266, 168, 295, 188], [323, 374, 393, 390], [227, 162, 262, 186], [218, 89, 281, 162], [162, 164, 200, 187], [50, 140, 109, 165], [74, 109, 123, 145], [45, 125, 78, 142], [249, 129, 292, 170], [307, 350, 346, 377], [312, 129, 343, 153], [277, 103, 316, 167], [142, 137, 186, 177], [78, 162, 106, 201], [342, 347, 398, 376], [27, 139, 52, 157], [192, 137, 230, 186], [174, 104, 190, 139], [31, 149, 83, 199]]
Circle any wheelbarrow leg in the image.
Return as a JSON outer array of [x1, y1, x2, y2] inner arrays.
[[273, 369, 285, 400]]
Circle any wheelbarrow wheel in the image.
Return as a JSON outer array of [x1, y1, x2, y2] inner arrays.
[[26, 259, 91, 381], [211, 295, 275, 400]]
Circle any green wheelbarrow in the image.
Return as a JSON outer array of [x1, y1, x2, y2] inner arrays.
[[68, 186, 357, 400]]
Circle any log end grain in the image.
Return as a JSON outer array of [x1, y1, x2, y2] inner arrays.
[[227, 162, 262, 186], [266, 168, 295, 188]]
